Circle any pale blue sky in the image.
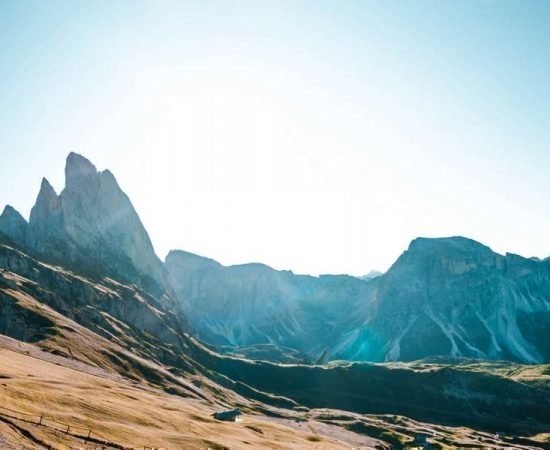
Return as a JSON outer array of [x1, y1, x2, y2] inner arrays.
[[0, 0, 549, 275]]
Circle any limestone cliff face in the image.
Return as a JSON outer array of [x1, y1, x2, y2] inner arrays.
[[165, 249, 376, 355], [166, 237, 550, 364], [26, 153, 163, 288], [358, 237, 550, 363]]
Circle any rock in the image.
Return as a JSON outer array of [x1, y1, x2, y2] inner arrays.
[[0, 205, 28, 247], [27, 178, 64, 256], [26, 153, 163, 288], [345, 237, 550, 363]]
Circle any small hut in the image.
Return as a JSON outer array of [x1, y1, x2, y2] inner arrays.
[[212, 408, 242, 422], [410, 432, 431, 448]]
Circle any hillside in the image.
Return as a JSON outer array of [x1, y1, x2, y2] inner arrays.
[[0, 241, 549, 448], [0, 343, 368, 449]]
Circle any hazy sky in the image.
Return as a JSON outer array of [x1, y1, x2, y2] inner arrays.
[[0, 0, 549, 275]]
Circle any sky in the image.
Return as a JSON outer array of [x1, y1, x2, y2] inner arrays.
[[0, 0, 549, 275]]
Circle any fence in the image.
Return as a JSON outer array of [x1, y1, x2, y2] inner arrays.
[[0, 404, 163, 450]]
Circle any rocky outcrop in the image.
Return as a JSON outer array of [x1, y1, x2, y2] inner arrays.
[[25, 153, 163, 289], [0, 205, 27, 247]]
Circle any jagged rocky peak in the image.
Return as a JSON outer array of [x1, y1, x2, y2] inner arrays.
[[27, 178, 63, 251], [31, 178, 61, 218], [25, 152, 163, 286], [0, 205, 28, 246], [64, 151, 100, 195], [0, 205, 26, 226]]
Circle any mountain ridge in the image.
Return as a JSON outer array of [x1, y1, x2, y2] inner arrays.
[[2, 152, 549, 365]]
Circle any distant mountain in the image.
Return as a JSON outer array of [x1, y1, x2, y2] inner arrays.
[[166, 237, 550, 364], [165, 249, 373, 358], [358, 270, 383, 280], [166, 237, 550, 363], [340, 237, 550, 363]]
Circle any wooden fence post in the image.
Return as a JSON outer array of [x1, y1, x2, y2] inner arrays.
[[66, 425, 70, 434], [84, 429, 91, 443], [38, 415, 43, 425]]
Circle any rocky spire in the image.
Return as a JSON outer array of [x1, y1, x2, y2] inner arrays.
[[0, 205, 28, 247], [65, 152, 99, 194], [30, 178, 61, 221], [25, 152, 163, 290], [27, 178, 63, 252]]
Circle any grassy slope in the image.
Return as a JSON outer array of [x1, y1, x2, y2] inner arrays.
[[0, 348, 358, 450]]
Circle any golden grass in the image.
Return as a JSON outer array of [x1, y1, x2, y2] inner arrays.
[[0, 349, 352, 449]]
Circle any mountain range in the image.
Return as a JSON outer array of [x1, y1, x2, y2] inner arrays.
[[0, 153, 549, 448], [1, 152, 549, 365]]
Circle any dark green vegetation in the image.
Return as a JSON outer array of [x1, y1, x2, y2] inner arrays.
[[194, 346, 550, 433]]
